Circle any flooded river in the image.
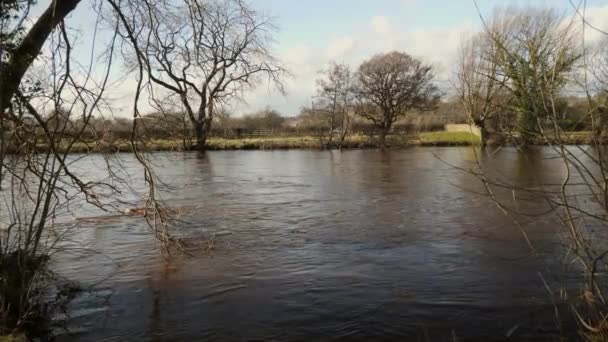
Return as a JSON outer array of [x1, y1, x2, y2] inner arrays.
[[51, 147, 586, 341]]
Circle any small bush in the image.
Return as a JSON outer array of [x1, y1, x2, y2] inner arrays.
[[0, 250, 81, 339]]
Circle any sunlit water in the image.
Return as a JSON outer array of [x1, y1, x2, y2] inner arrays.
[[42, 147, 596, 341]]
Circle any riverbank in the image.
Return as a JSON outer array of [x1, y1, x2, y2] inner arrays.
[[20, 132, 481, 154], [12, 131, 602, 154], [207, 131, 482, 150]]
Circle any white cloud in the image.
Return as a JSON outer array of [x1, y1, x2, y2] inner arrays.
[[106, 3, 608, 118], [240, 5, 608, 117], [370, 16, 390, 35], [325, 36, 356, 60], [236, 16, 474, 116], [581, 5, 608, 44]]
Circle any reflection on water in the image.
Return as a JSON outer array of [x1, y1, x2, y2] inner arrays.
[[53, 147, 585, 341]]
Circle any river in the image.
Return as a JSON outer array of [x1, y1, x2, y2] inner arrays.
[[50, 147, 589, 341]]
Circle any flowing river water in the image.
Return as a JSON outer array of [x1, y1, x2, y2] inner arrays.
[[46, 147, 593, 341]]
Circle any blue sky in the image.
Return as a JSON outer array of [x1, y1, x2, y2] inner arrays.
[[31, 0, 608, 117], [240, 0, 608, 115], [253, 0, 607, 45]]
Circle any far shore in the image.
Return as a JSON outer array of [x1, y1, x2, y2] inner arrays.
[[7, 131, 605, 154], [13, 132, 478, 154]]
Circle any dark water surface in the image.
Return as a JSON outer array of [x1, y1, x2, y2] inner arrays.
[[53, 147, 583, 341]]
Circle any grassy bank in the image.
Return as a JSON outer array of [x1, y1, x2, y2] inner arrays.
[[27, 132, 480, 154], [30, 130, 608, 153], [204, 132, 481, 150], [416, 131, 482, 146], [537, 131, 594, 145]]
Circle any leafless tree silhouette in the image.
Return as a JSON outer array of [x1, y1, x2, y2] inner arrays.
[[312, 62, 355, 149], [108, 0, 286, 151], [354, 51, 440, 149]]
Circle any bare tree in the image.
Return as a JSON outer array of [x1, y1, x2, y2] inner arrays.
[[451, 5, 608, 340], [244, 107, 284, 133], [1, 0, 83, 189], [354, 51, 440, 149], [0, 0, 82, 114], [0, 4, 126, 333], [111, 0, 285, 151], [312, 62, 354, 149], [455, 33, 509, 146], [591, 38, 608, 90], [0, 0, 184, 336], [590, 37, 608, 139], [483, 6, 582, 144], [139, 111, 193, 149]]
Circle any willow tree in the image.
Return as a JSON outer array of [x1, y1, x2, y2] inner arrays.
[[111, 0, 285, 151], [355, 51, 440, 148], [458, 6, 608, 338], [485, 7, 581, 143], [455, 33, 509, 146]]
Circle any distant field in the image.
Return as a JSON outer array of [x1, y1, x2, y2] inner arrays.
[[11, 131, 492, 154], [19, 131, 608, 154], [545, 131, 593, 144], [188, 132, 480, 151], [417, 131, 481, 146]]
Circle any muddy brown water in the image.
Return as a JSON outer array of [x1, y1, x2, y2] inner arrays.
[[48, 147, 596, 341]]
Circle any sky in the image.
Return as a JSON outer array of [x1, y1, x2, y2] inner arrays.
[[32, 0, 608, 117]]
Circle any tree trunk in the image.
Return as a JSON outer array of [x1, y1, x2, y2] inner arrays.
[[194, 124, 207, 151], [193, 117, 214, 151], [379, 128, 389, 149], [339, 115, 350, 151], [594, 107, 608, 143], [473, 118, 488, 147], [480, 126, 489, 147], [379, 113, 392, 149], [181, 115, 189, 150], [0, 0, 82, 113], [516, 106, 537, 145], [328, 114, 335, 146], [0, 118, 5, 190]]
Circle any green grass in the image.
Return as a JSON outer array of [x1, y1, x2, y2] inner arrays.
[[549, 131, 593, 144], [206, 136, 327, 150], [0, 335, 27, 342], [418, 131, 481, 146], [16, 130, 608, 154], [8, 132, 484, 154], [205, 132, 481, 150]]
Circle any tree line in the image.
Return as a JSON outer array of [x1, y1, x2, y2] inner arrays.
[[5, 5, 607, 153], [32, 99, 467, 146], [455, 6, 608, 146]]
